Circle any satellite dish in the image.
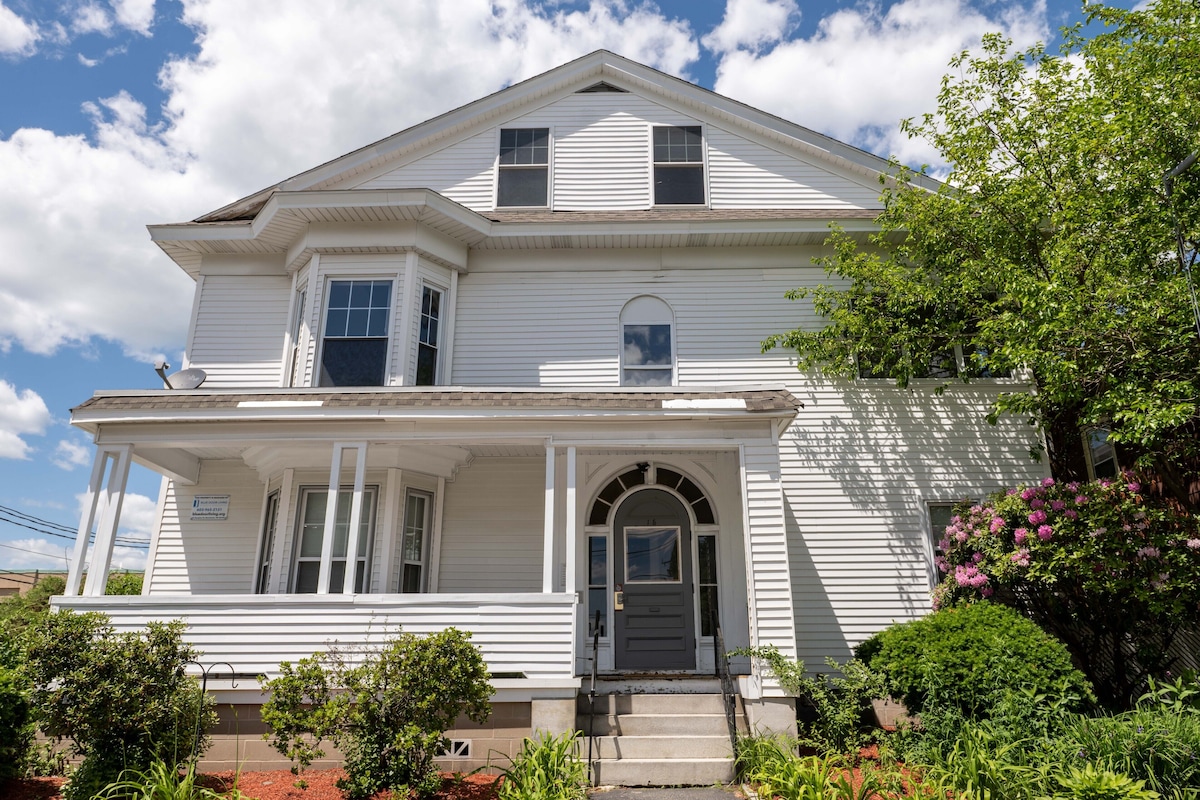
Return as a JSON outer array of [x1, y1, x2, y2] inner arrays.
[[166, 368, 207, 390], [154, 362, 207, 390]]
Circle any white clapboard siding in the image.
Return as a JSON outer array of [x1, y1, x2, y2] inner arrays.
[[354, 129, 498, 209], [438, 458, 544, 592], [706, 125, 882, 209], [742, 440, 798, 665], [147, 462, 264, 594], [187, 275, 290, 388], [52, 593, 577, 681]]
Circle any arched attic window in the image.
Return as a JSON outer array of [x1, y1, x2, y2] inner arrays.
[[588, 465, 716, 526], [620, 295, 674, 386]]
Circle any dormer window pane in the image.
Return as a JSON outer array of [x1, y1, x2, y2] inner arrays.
[[498, 128, 549, 207], [653, 126, 704, 205]]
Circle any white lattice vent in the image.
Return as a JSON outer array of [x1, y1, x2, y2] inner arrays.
[[443, 739, 471, 758]]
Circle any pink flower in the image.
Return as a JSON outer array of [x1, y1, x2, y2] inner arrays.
[[1137, 546, 1160, 559], [955, 530, 969, 543], [1064, 510, 1079, 520], [935, 556, 950, 573], [1020, 487, 1038, 501], [954, 565, 990, 589], [1186, 539, 1200, 550], [1127, 482, 1141, 493], [990, 517, 1006, 533], [1150, 573, 1169, 590], [1075, 495, 1089, 505], [1014, 528, 1028, 545], [1028, 510, 1047, 525], [972, 552, 984, 564], [1091, 527, 1107, 538], [1030, 498, 1045, 509], [1067, 481, 1081, 492], [1010, 549, 1031, 567], [1007, 488, 1019, 496], [1050, 500, 1067, 512], [1042, 477, 1056, 487], [1037, 524, 1054, 540]]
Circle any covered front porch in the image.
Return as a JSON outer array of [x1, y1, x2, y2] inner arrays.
[[56, 387, 800, 702]]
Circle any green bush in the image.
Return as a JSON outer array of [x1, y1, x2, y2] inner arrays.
[[734, 646, 886, 755], [856, 602, 1093, 721], [735, 735, 914, 800], [92, 759, 241, 800], [22, 611, 214, 800], [931, 478, 1200, 708], [0, 663, 33, 781], [260, 627, 493, 800], [495, 731, 587, 800]]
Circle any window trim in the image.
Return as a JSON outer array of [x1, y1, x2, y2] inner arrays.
[[286, 286, 307, 387], [291, 485, 378, 594], [255, 490, 281, 594], [1083, 428, 1119, 481], [650, 124, 708, 207], [317, 278, 394, 388], [925, 501, 958, 590], [495, 127, 552, 209], [414, 282, 446, 386]]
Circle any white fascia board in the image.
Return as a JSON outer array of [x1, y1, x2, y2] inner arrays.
[[488, 216, 878, 240]]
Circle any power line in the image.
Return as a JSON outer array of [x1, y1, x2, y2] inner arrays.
[[0, 542, 69, 563], [0, 508, 150, 548], [0, 504, 76, 534]]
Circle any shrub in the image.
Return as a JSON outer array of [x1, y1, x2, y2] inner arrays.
[[260, 627, 493, 800], [735, 736, 914, 800], [0, 575, 66, 639], [22, 611, 214, 800], [0, 663, 33, 781], [735, 646, 886, 755], [856, 602, 1093, 721], [494, 731, 587, 800], [931, 477, 1200, 707]]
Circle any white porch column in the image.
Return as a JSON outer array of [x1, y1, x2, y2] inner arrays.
[[83, 445, 132, 597], [317, 442, 368, 594], [564, 446, 577, 594], [376, 468, 401, 593], [66, 448, 112, 596], [542, 445, 556, 593]]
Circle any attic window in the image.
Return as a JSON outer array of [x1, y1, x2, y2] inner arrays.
[[653, 126, 705, 205], [498, 128, 549, 207], [577, 82, 628, 93]]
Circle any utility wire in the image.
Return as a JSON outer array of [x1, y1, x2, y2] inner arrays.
[[0, 506, 149, 548], [0, 504, 76, 534], [0, 542, 69, 562]]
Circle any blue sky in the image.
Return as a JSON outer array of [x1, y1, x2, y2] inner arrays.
[[0, 0, 1128, 572]]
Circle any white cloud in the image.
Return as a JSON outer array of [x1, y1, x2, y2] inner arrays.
[[0, 537, 73, 569], [0, 0, 699, 360], [71, 1, 113, 36], [112, 0, 155, 35], [0, 380, 51, 459], [114, 490, 157, 542], [702, 0, 797, 55], [54, 438, 92, 470], [710, 0, 1049, 167], [77, 52, 99, 66], [0, 2, 39, 56]]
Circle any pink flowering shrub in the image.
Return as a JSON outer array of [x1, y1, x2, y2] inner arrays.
[[932, 475, 1200, 708]]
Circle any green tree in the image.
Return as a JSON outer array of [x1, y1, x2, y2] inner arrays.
[[765, 0, 1200, 502]]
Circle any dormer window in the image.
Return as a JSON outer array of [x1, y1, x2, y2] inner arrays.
[[620, 295, 675, 386], [319, 279, 392, 387], [415, 284, 443, 385], [498, 128, 549, 207], [653, 125, 704, 205]]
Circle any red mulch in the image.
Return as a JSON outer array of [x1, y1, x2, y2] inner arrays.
[[1, 771, 500, 800]]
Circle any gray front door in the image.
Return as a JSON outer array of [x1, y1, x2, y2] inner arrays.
[[612, 489, 696, 670]]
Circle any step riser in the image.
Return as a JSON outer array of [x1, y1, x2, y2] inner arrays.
[[578, 693, 729, 715], [581, 713, 730, 736], [591, 759, 734, 786], [588, 735, 732, 759]]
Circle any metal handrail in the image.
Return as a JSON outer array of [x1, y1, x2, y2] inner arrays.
[[587, 609, 601, 785], [709, 606, 739, 754]]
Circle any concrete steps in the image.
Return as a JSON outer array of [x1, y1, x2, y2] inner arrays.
[[578, 691, 742, 786]]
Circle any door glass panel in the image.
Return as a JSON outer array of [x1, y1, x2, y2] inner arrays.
[[625, 526, 681, 582]]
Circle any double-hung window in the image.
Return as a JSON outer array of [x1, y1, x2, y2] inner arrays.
[[927, 502, 956, 589], [415, 285, 442, 385], [319, 279, 391, 386], [400, 490, 432, 592], [497, 128, 549, 207], [255, 491, 280, 594], [620, 296, 674, 386], [293, 487, 376, 593], [653, 125, 705, 205]]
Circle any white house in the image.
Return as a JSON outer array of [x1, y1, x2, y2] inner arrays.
[[55, 51, 1045, 782]]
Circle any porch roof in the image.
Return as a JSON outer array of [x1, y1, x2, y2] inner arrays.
[[72, 385, 800, 423]]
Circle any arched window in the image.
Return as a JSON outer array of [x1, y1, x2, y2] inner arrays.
[[619, 295, 674, 386]]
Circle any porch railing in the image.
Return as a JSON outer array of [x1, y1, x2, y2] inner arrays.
[[52, 592, 578, 684]]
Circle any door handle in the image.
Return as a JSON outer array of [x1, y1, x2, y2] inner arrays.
[[614, 586, 624, 611]]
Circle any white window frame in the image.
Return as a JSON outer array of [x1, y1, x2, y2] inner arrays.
[[291, 485, 378, 594], [399, 489, 433, 593], [317, 278, 394, 387], [619, 295, 676, 386], [286, 286, 308, 387], [495, 127, 552, 209], [413, 282, 446, 386], [650, 124, 708, 207], [255, 490, 280, 594], [1084, 428, 1120, 480], [925, 501, 957, 589]]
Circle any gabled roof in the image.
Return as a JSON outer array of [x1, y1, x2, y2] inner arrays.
[[186, 49, 939, 225]]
